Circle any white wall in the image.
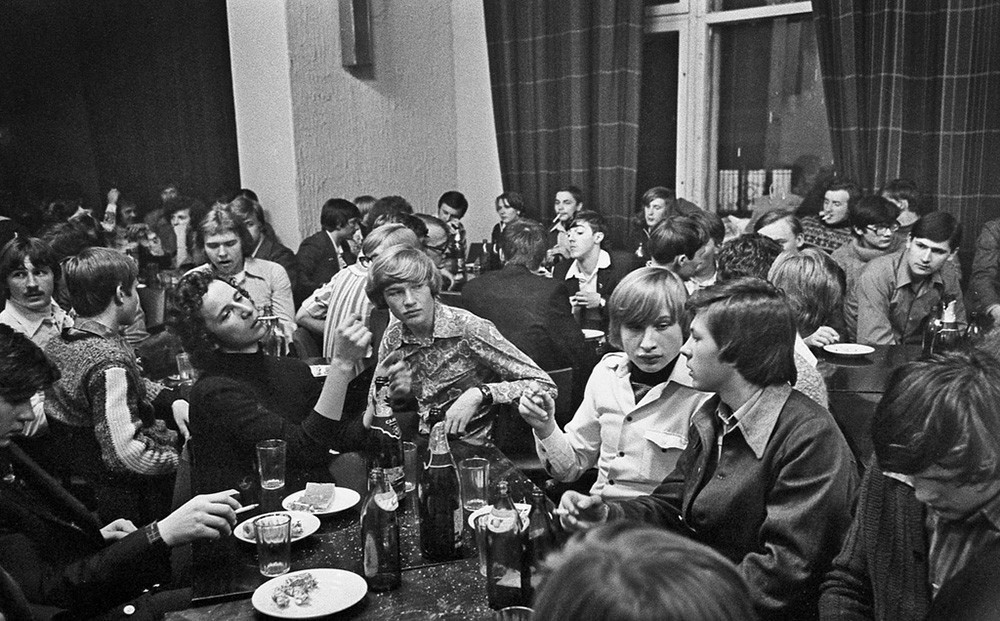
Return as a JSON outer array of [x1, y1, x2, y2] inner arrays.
[[226, 0, 301, 248], [227, 0, 502, 248]]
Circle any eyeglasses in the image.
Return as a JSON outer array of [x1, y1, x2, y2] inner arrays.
[[424, 240, 450, 255], [865, 223, 900, 235]]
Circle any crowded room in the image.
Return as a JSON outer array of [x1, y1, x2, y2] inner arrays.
[[2, 0, 1000, 619]]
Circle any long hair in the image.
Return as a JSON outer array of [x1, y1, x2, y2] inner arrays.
[[768, 248, 845, 336]]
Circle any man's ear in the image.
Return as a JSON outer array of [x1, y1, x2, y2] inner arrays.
[[594, 231, 605, 245], [113, 284, 126, 306]]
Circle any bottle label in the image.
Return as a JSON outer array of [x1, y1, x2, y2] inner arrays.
[[487, 512, 517, 534], [374, 490, 398, 512], [385, 465, 405, 490], [372, 414, 401, 437], [453, 507, 464, 538]]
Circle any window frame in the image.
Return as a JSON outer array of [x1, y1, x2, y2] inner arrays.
[[644, 0, 815, 213]]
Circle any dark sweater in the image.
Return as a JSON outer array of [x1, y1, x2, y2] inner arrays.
[[819, 466, 931, 621], [188, 351, 370, 501]]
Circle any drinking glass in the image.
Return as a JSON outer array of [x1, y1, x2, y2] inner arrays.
[[176, 353, 195, 383], [458, 457, 489, 511], [254, 514, 291, 577], [403, 441, 419, 494], [256, 439, 287, 491], [474, 513, 490, 577]]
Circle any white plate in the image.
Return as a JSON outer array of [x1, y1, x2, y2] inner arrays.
[[823, 343, 875, 357], [234, 511, 321, 544], [467, 503, 532, 529], [251, 568, 367, 619], [282, 487, 361, 515], [582, 329, 605, 340]]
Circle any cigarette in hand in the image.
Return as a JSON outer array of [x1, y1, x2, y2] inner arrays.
[[552, 508, 571, 516], [234, 503, 259, 515]]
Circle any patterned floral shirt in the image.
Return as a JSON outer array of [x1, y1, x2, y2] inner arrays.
[[373, 300, 556, 444]]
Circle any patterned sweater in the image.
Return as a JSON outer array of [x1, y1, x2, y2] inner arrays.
[[44, 320, 178, 477]]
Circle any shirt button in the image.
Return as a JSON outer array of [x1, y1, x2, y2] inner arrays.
[[618, 451, 625, 457], [625, 416, 633, 422], [608, 479, 615, 485], [123, 605, 136, 615]]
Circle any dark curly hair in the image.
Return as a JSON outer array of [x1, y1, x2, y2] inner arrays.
[[0, 324, 60, 403], [170, 270, 255, 367]]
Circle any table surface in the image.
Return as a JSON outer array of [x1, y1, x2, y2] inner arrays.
[[171, 439, 539, 619]]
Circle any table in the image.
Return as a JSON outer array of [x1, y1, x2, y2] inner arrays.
[[167, 440, 540, 620], [817, 344, 920, 465]]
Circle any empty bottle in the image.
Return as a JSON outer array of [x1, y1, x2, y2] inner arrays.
[[418, 421, 463, 561], [486, 479, 530, 609], [360, 468, 401, 591]]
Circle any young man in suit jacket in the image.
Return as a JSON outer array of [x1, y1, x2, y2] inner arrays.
[[0, 325, 244, 620], [552, 210, 624, 332], [296, 198, 360, 301], [462, 219, 596, 379]]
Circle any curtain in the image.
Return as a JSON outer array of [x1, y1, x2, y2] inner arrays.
[[483, 0, 643, 249], [813, 0, 1000, 237]]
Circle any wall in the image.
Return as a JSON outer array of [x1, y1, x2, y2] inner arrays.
[[227, 0, 502, 248], [226, 0, 301, 248]]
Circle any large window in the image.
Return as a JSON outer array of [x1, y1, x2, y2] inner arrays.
[[642, 1, 833, 215]]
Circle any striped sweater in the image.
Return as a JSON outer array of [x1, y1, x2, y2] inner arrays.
[[44, 320, 178, 477]]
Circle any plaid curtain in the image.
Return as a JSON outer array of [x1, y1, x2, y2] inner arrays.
[[483, 0, 643, 248], [813, 0, 1000, 237]]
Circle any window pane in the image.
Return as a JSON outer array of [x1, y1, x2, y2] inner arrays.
[[715, 15, 833, 215], [715, 0, 804, 10], [637, 31, 679, 205]]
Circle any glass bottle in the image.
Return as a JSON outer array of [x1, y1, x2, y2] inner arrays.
[[486, 479, 530, 609], [360, 468, 401, 591], [925, 298, 961, 356], [260, 305, 285, 356], [368, 376, 406, 497], [426, 406, 446, 431], [418, 421, 463, 561], [525, 488, 557, 598]]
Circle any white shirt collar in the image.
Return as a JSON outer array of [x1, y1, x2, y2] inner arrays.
[[564, 249, 611, 280]]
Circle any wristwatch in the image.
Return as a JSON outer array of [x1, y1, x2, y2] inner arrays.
[[475, 385, 494, 407]]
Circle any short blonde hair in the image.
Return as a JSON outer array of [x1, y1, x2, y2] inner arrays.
[[607, 267, 689, 350], [366, 245, 442, 309]]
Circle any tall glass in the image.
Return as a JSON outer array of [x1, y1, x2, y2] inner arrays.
[[459, 457, 489, 512], [254, 514, 291, 577], [256, 439, 287, 491]]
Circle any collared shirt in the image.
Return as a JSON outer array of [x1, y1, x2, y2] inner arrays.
[[535, 352, 710, 500], [0, 301, 72, 349], [685, 270, 718, 295], [719, 388, 766, 446], [373, 300, 556, 445], [319, 263, 372, 374], [794, 332, 817, 367], [190, 257, 295, 340], [563, 249, 612, 295], [549, 221, 571, 259], [856, 250, 965, 345]]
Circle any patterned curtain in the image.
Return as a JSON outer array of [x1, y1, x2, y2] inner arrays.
[[812, 0, 1000, 238], [483, 0, 643, 249]]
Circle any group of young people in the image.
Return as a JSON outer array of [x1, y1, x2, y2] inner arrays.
[[1, 179, 999, 620]]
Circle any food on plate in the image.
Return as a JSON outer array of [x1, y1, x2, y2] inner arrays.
[[243, 516, 304, 539], [290, 483, 337, 512], [271, 572, 319, 609]]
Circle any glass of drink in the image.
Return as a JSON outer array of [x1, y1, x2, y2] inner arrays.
[[256, 439, 287, 491], [403, 442, 419, 494], [254, 514, 291, 577], [474, 513, 490, 576], [176, 352, 195, 384], [458, 457, 489, 511]]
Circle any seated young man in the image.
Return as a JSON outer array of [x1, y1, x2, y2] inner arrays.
[[558, 278, 858, 620], [437, 190, 469, 268], [855, 211, 964, 345], [646, 212, 720, 294], [819, 349, 1000, 621], [831, 195, 901, 339], [367, 245, 556, 444], [754, 209, 806, 254], [547, 185, 585, 265], [43, 248, 181, 525], [462, 219, 594, 376], [0, 324, 248, 620], [552, 210, 624, 331], [800, 181, 861, 253], [0, 237, 72, 437], [295, 198, 361, 301]]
